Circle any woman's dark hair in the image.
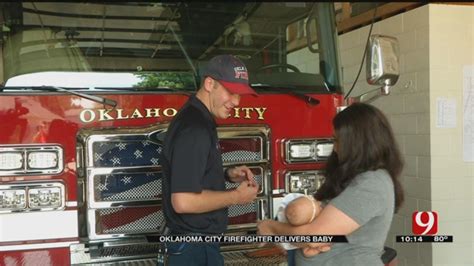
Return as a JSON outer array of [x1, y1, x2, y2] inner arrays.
[[315, 103, 404, 212]]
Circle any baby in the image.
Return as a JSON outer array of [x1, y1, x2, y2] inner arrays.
[[276, 193, 323, 250], [285, 195, 322, 226]]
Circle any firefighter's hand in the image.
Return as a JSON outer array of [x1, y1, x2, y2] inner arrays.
[[227, 165, 258, 187], [233, 180, 258, 204]]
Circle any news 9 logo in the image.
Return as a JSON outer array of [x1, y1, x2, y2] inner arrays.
[[412, 211, 438, 235]]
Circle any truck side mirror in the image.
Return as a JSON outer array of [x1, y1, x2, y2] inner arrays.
[[366, 34, 400, 92], [347, 35, 400, 104]]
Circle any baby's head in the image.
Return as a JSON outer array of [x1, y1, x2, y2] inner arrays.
[[285, 196, 320, 226]]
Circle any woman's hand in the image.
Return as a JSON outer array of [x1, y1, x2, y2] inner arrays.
[[258, 219, 331, 257], [302, 245, 331, 257], [257, 219, 277, 236], [257, 220, 287, 254], [302, 247, 321, 257]]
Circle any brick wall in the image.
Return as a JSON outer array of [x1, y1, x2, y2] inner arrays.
[[428, 4, 473, 266]]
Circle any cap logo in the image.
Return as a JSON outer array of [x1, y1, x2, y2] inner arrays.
[[234, 66, 248, 80]]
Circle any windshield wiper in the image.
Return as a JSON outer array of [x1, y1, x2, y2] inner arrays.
[[251, 84, 320, 106], [93, 86, 193, 94], [1, 86, 117, 108]]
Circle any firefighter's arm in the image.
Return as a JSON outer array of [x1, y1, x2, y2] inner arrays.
[[172, 180, 258, 213], [225, 165, 258, 186], [257, 204, 360, 249]]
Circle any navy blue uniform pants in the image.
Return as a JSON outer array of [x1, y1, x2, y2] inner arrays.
[[157, 242, 223, 266]]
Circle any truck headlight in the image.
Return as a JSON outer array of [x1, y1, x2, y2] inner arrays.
[[0, 182, 65, 213], [289, 141, 316, 159], [0, 152, 24, 170], [284, 139, 333, 163], [0, 145, 63, 176], [28, 187, 62, 208], [28, 151, 58, 169], [0, 189, 27, 210], [285, 170, 325, 194]]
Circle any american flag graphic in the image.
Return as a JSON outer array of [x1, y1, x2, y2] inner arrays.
[[93, 140, 161, 168], [220, 137, 262, 226], [95, 172, 161, 202], [92, 140, 163, 236], [98, 206, 163, 235], [219, 138, 261, 164], [90, 137, 263, 236]]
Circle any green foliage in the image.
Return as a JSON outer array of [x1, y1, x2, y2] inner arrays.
[[134, 72, 196, 90]]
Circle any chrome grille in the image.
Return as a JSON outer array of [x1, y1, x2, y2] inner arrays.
[[220, 137, 263, 163], [228, 202, 257, 225], [71, 243, 287, 265], [226, 167, 262, 227], [94, 244, 162, 258], [94, 172, 162, 202], [222, 248, 287, 265], [92, 140, 161, 167], [96, 206, 164, 235], [77, 125, 270, 242], [222, 150, 261, 162]]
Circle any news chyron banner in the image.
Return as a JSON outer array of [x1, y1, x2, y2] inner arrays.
[[396, 211, 453, 243], [148, 235, 348, 244]]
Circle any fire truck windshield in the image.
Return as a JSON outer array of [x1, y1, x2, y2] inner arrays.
[[0, 2, 342, 93], [4, 71, 197, 91]]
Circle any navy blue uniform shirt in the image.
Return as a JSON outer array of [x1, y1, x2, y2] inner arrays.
[[160, 94, 228, 234]]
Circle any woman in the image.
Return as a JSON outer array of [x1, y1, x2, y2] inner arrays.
[[258, 103, 404, 266]]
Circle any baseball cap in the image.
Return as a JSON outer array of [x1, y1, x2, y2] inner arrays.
[[201, 54, 257, 96]]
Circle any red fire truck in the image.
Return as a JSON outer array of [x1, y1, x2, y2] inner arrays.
[[0, 2, 399, 265]]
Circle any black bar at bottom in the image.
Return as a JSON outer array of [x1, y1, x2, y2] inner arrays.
[[396, 235, 453, 243]]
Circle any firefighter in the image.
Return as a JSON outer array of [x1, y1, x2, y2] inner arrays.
[[258, 103, 404, 266], [160, 54, 259, 265]]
